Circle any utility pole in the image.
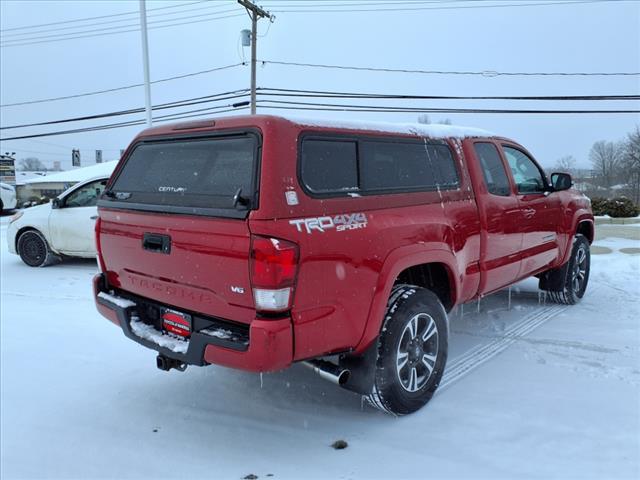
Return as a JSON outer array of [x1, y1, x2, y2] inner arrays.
[[139, 0, 152, 127], [238, 0, 274, 114]]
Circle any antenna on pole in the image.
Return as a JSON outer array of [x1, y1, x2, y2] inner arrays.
[[238, 0, 274, 115], [139, 0, 152, 127]]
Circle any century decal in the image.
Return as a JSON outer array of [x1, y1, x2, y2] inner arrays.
[[290, 213, 368, 234], [158, 186, 187, 193]]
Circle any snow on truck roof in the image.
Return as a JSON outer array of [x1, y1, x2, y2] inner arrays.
[[280, 115, 495, 139], [23, 161, 118, 185], [147, 114, 496, 140]]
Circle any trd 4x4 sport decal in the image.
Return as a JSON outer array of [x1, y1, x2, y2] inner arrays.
[[290, 213, 368, 234]]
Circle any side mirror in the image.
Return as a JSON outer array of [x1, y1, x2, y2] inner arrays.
[[551, 172, 572, 191], [51, 198, 62, 209]]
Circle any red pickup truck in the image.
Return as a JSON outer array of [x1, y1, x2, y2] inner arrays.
[[94, 115, 593, 415]]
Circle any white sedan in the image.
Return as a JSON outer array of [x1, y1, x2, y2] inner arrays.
[[1, 182, 17, 211], [7, 175, 109, 267]]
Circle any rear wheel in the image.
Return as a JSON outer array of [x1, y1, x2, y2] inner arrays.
[[546, 234, 591, 305], [17, 230, 60, 267], [366, 285, 448, 415]]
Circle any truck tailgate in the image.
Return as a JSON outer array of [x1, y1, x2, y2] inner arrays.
[[99, 208, 255, 323]]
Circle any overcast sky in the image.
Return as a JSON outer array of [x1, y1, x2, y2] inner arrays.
[[1, 0, 639, 171]]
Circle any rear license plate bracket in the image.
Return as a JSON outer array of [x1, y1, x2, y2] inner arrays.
[[161, 308, 191, 338]]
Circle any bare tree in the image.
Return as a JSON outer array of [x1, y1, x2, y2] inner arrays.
[[589, 140, 623, 188], [18, 157, 47, 171], [554, 155, 577, 174], [622, 126, 640, 204], [417, 115, 452, 125]]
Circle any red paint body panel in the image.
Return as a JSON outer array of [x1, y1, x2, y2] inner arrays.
[[98, 208, 255, 324], [95, 115, 593, 372], [202, 318, 293, 372], [461, 139, 523, 294]]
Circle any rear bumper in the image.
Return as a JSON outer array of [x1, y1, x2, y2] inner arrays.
[[93, 274, 293, 372]]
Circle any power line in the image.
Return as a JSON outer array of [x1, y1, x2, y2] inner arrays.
[[5, 86, 637, 131], [3, 58, 634, 109], [0, 8, 242, 45], [257, 99, 640, 114], [0, 104, 250, 141], [262, 104, 640, 114], [268, 0, 625, 13], [3, 95, 638, 143], [0, 3, 238, 38], [1, 90, 250, 130], [260, 59, 640, 77], [263, 1, 464, 5], [0, 63, 245, 107], [0, 0, 218, 33], [2, 0, 627, 47], [0, 12, 246, 48], [263, 1, 467, 4], [3, 85, 638, 133], [258, 87, 640, 101]]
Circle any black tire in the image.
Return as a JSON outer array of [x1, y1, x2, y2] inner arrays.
[[17, 230, 60, 267], [546, 234, 591, 305], [366, 285, 448, 415]]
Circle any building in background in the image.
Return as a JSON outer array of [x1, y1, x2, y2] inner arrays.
[[0, 154, 17, 185]]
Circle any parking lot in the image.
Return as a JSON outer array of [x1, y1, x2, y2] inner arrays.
[[1, 215, 638, 479]]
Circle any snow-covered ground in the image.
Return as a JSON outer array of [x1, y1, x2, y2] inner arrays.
[[1, 215, 638, 479]]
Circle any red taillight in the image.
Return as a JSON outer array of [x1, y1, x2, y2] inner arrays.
[[250, 235, 299, 312]]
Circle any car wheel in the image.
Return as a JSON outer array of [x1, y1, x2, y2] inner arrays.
[[366, 284, 448, 415], [547, 234, 591, 305], [17, 230, 60, 267]]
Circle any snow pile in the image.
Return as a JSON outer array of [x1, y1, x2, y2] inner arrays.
[[97, 291, 136, 309], [23, 161, 118, 185], [200, 327, 234, 340], [130, 316, 188, 354]]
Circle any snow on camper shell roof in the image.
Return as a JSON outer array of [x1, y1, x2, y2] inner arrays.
[[278, 114, 496, 139], [153, 114, 496, 140]]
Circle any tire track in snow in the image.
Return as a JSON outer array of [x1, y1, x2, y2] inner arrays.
[[1, 291, 92, 302], [439, 304, 570, 390]]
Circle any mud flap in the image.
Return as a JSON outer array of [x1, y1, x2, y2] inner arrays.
[[339, 341, 378, 395], [538, 261, 570, 292]]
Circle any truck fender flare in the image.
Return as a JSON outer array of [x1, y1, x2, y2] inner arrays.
[[559, 213, 593, 266], [354, 244, 460, 353]]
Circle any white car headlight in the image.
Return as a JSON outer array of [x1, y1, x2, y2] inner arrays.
[[9, 211, 23, 223]]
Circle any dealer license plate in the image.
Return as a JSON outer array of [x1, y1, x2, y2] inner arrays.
[[161, 309, 191, 338]]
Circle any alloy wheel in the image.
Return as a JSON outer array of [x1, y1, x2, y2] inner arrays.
[[396, 313, 439, 393]]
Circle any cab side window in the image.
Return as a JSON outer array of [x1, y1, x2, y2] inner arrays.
[[503, 146, 546, 194], [64, 180, 107, 208], [301, 140, 358, 193], [474, 142, 511, 196]]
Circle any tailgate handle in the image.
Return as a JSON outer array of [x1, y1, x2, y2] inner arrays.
[[142, 233, 171, 254]]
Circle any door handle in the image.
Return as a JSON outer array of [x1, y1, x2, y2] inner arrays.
[[523, 208, 536, 219], [90, 215, 98, 220], [142, 232, 171, 254]]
